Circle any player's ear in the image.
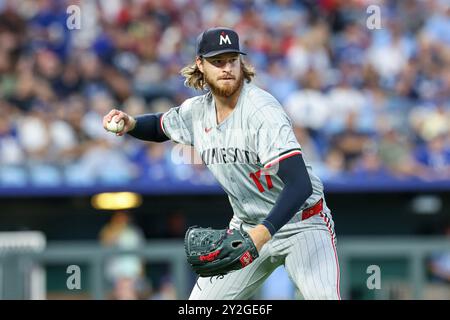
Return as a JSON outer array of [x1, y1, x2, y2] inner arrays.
[[196, 56, 204, 73]]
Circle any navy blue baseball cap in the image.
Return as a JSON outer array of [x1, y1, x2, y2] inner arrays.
[[196, 27, 247, 58]]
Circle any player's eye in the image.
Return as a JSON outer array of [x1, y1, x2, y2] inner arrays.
[[210, 57, 236, 67]]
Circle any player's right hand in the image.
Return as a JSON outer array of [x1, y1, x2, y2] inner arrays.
[[103, 109, 136, 136]]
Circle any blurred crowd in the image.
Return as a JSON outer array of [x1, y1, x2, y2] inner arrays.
[[0, 0, 449, 188]]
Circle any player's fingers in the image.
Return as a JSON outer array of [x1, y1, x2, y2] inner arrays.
[[103, 109, 120, 128], [102, 116, 110, 130], [113, 111, 128, 123], [116, 129, 127, 136], [116, 122, 130, 136]]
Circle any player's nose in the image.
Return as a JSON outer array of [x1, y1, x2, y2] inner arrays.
[[222, 61, 233, 72]]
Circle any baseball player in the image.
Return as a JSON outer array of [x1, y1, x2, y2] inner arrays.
[[103, 27, 340, 300]]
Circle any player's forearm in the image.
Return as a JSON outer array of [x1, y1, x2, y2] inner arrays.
[[261, 154, 313, 236], [127, 113, 170, 142]]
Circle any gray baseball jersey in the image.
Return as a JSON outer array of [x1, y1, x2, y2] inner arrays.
[[161, 82, 328, 228], [161, 81, 340, 299]]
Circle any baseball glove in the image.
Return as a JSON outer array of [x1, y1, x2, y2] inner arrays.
[[184, 225, 259, 277]]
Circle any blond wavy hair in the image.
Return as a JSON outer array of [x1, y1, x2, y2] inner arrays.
[[180, 57, 255, 90]]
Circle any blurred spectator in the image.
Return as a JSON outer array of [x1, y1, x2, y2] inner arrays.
[[414, 133, 450, 180], [131, 142, 171, 182], [422, 0, 450, 46], [351, 145, 390, 180], [367, 21, 413, 81], [378, 128, 428, 179], [319, 148, 346, 181], [74, 138, 136, 185], [330, 112, 370, 170], [16, 107, 50, 162], [258, 59, 297, 104], [285, 69, 329, 132], [110, 277, 146, 300], [427, 221, 450, 294], [82, 92, 117, 140], [165, 211, 187, 238], [99, 211, 148, 300], [201, 0, 241, 28], [429, 251, 450, 284], [292, 126, 324, 167], [410, 104, 449, 143], [286, 21, 331, 80], [0, 104, 24, 166], [332, 20, 369, 68], [151, 276, 177, 300], [326, 80, 367, 135]]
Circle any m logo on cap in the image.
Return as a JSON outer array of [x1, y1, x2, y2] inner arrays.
[[219, 32, 231, 45], [196, 27, 246, 57]]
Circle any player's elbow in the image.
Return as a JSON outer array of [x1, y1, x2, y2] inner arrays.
[[278, 154, 313, 200], [297, 175, 313, 201], [291, 162, 313, 199], [287, 170, 313, 203]]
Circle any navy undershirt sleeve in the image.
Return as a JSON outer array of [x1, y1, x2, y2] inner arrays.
[[127, 113, 169, 142], [261, 154, 313, 236]]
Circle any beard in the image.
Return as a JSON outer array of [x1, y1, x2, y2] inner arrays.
[[204, 71, 244, 97]]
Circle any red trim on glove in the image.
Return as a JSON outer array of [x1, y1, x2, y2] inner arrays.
[[200, 250, 221, 262]]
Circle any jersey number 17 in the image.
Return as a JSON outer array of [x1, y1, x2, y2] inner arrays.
[[249, 169, 273, 193]]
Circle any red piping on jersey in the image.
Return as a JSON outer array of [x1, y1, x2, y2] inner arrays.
[[264, 150, 302, 169], [320, 212, 341, 300]]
